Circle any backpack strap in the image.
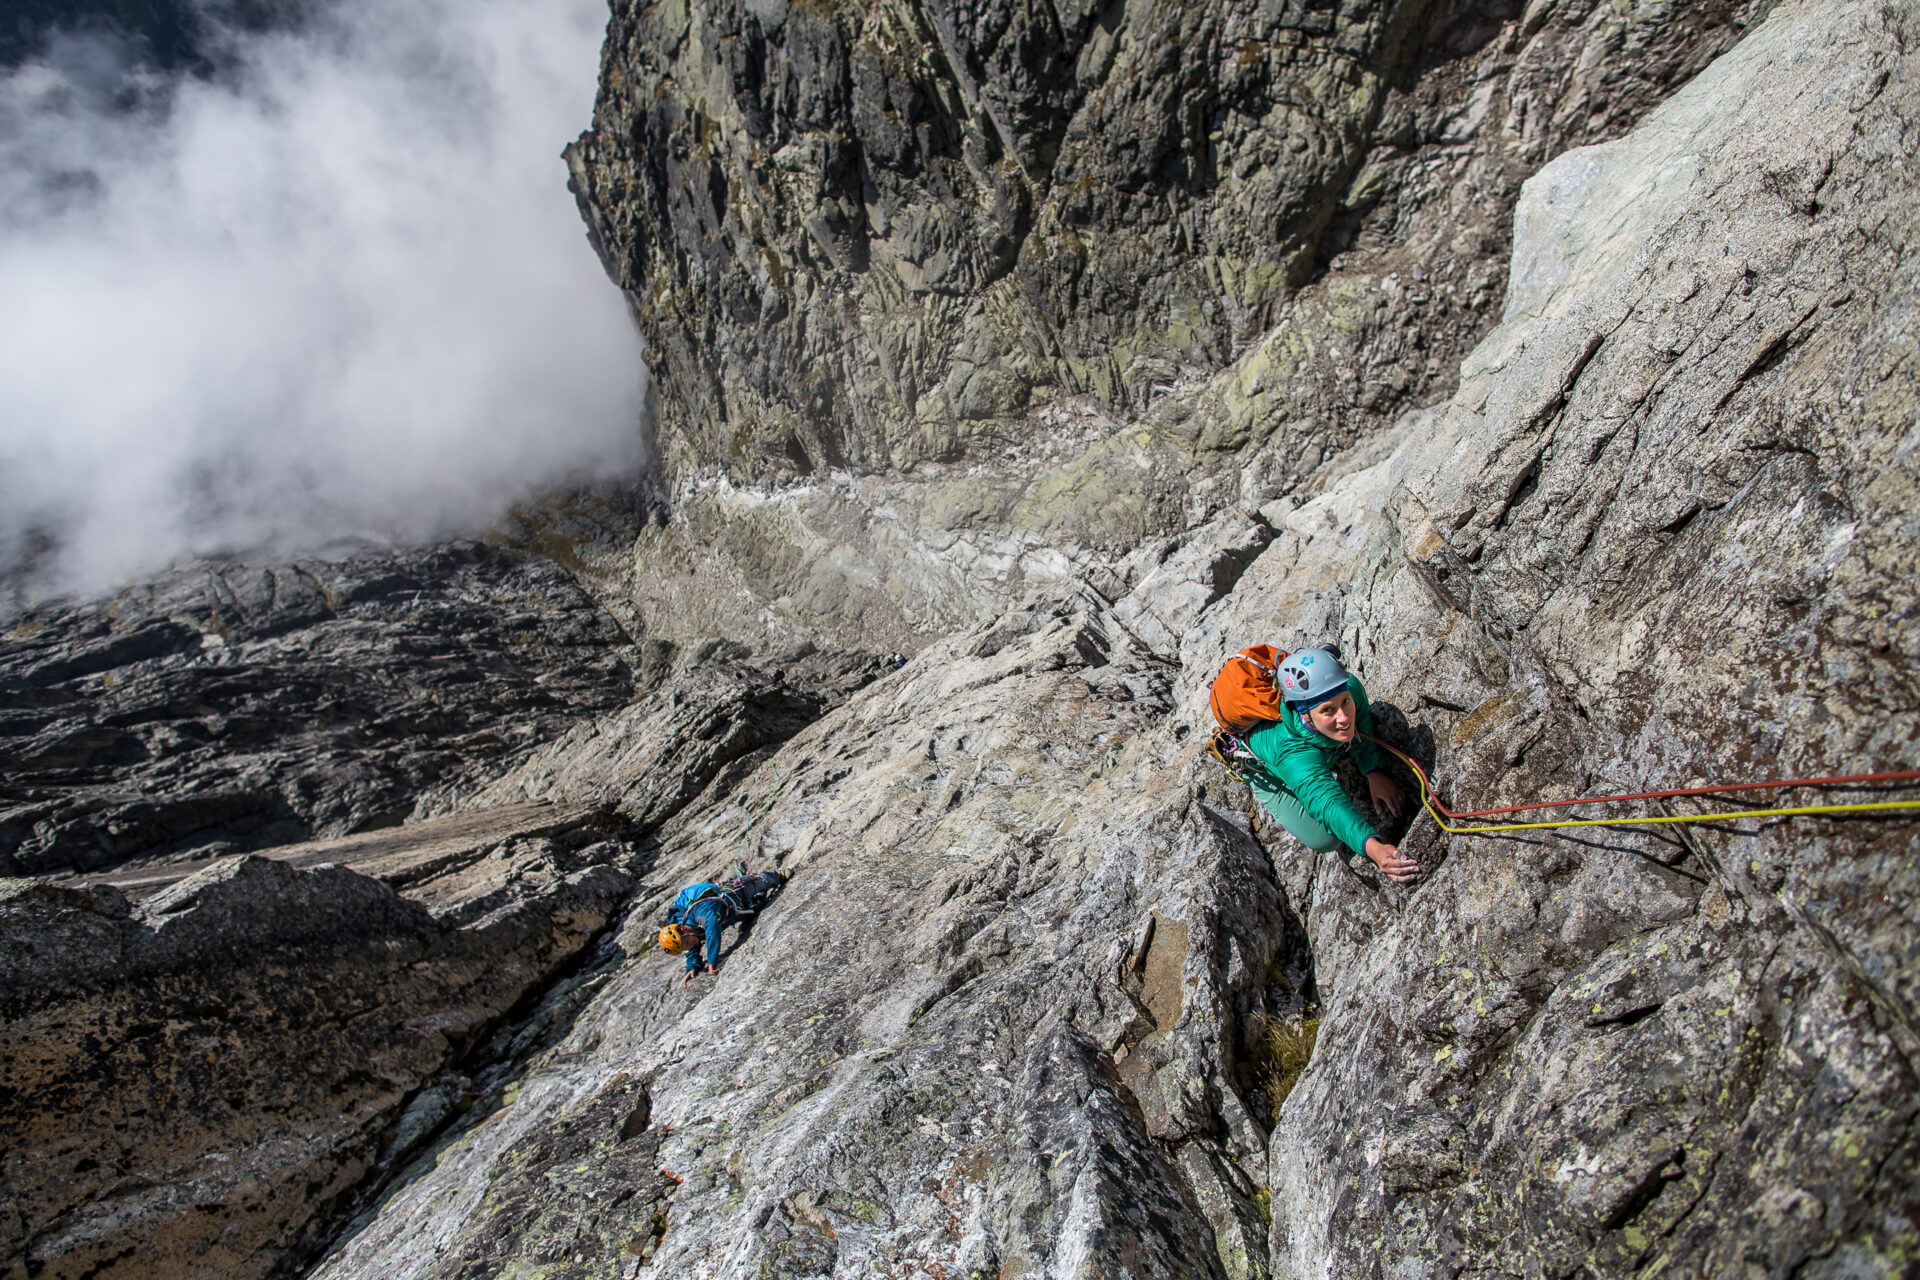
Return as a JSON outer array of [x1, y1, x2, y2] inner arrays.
[[1231, 651, 1278, 677], [689, 883, 752, 918], [674, 885, 726, 922]]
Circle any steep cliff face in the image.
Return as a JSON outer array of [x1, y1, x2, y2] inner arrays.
[[303, 3, 1915, 1278], [311, 590, 1272, 1279], [3, 0, 1916, 1277], [1252, 4, 1920, 1270], [567, 0, 1760, 476], [561, 0, 1766, 655]]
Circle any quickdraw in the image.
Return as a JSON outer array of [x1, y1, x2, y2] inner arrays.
[[1207, 729, 1266, 784]]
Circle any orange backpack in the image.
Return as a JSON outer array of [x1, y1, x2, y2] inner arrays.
[[1209, 645, 1289, 735]]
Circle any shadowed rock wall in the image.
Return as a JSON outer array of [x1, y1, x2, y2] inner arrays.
[[0, 852, 631, 1280], [562, 0, 1769, 657], [567, 0, 1764, 481], [0, 538, 638, 879]]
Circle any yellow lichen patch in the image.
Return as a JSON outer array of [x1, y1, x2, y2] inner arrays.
[[1450, 693, 1517, 746]]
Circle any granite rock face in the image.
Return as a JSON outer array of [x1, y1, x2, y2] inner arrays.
[[559, 0, 1768, 657], [313, 587, 1297, 1280], [0, 557, 880, 1277], [311, 2, 1916, 1278], [5, 0, 1918, 1277], [1249, 3, 1920, 1272]]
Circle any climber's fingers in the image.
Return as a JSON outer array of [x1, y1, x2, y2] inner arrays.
[[1368, 771, 1406, 819], [1366, 838, 1421, 883]]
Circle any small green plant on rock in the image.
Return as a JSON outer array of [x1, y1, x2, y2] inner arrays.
[[1255, 1013, 1320, 1117]]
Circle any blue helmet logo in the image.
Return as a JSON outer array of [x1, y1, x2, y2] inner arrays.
[[1301, 654, 1315, 665]]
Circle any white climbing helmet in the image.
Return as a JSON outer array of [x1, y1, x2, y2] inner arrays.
[[1277, 647, 1352, 707]]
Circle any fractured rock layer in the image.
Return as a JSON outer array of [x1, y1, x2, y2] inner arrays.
[[1, 845, 631, 1280], [314, 589, 1292, 1279], [568, 0, 1763, 480], [0, 539, 638, 879]]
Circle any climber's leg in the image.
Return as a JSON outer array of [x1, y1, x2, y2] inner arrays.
[[1245, 768, 1343, 854]]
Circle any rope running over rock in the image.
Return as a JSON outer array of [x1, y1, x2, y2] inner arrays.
[[1358, 732, 1920, 836]]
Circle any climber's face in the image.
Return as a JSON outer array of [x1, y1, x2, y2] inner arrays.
[[1304, 690, 1358, 743]]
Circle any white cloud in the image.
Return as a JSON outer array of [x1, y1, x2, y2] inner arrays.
[[0, 0, 643, 598]]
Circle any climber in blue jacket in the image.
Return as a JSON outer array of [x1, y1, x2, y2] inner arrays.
[[658, 872, 785, 985]]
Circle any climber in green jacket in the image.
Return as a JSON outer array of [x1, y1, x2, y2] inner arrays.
[[1243, 647, 1420, 883]]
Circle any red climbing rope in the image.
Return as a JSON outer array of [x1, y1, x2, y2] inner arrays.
[[1360, 731, 1920, 829]]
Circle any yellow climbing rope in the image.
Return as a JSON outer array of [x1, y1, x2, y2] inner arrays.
[[1363, 734, 1920, 836]]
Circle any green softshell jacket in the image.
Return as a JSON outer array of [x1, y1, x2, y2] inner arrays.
[[1244, 676, 1386, 856]]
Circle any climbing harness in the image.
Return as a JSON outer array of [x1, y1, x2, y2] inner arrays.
[[1207, 729, 1267, 783], [1360, 732, 1920, 836], [669, 872, 785, 923]]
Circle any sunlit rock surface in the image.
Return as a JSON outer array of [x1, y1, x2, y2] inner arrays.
[[1255, 4, 1920, 1272], [3, 0, 1917, 1277]]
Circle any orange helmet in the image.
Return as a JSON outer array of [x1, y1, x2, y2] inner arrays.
[[658, 923, 700, 955]]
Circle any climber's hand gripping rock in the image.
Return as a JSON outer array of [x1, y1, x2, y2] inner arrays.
[[1364, 836, 1420, 883]]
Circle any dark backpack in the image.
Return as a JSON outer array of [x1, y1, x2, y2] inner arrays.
[[665, 870, 787, 926], [727, 870, 786, 913]]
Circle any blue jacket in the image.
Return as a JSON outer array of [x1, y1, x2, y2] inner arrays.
[[669, 884, 741, 972]]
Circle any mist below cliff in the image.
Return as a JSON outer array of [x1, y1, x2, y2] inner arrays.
[[0, 0, 642, 602]]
